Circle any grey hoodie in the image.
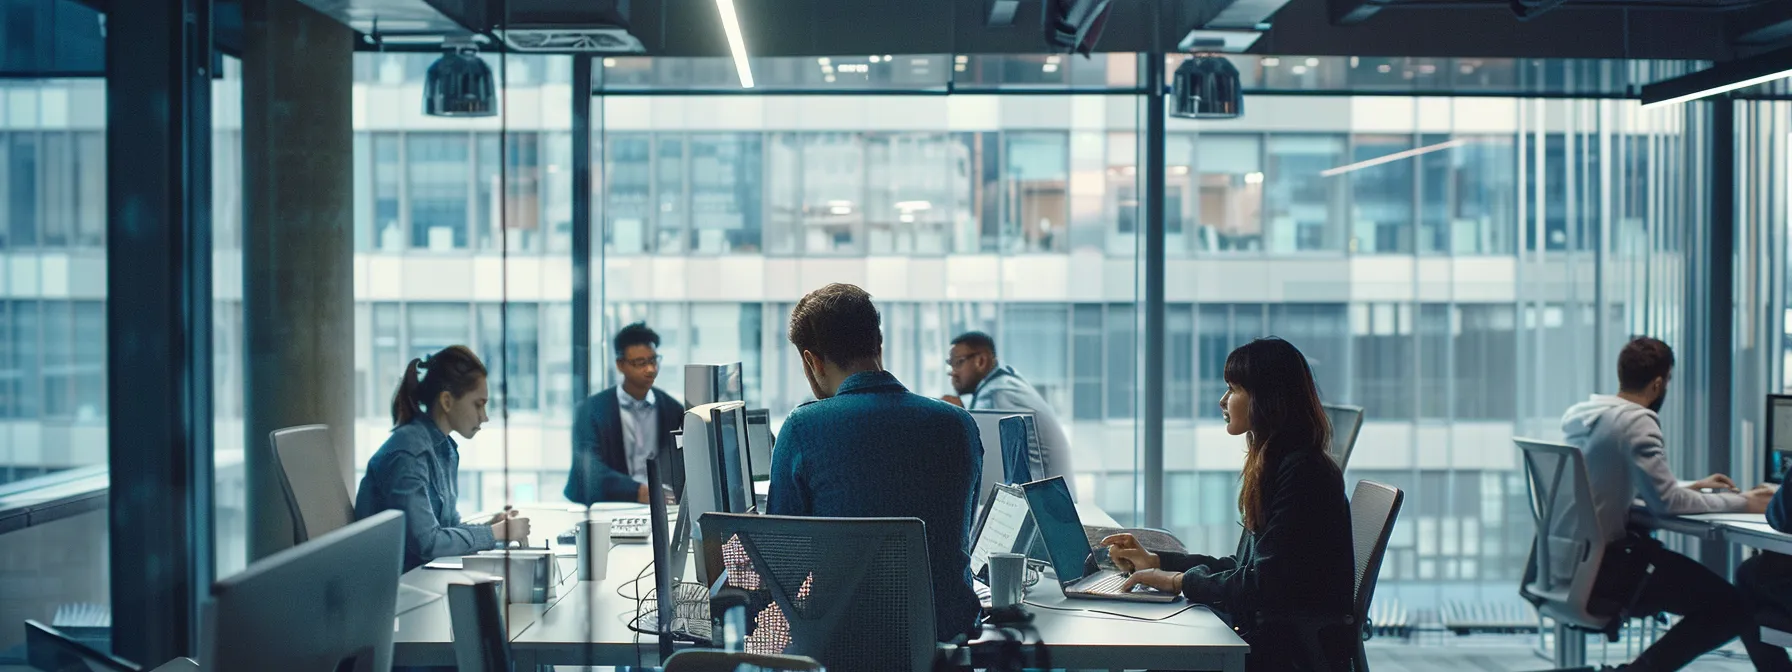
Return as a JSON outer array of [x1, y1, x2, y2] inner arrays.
[[1560, 394, 1747, 545]]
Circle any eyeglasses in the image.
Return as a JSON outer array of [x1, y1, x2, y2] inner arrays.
[[621, 355, 662, 368], [946, 355, 976, 370]]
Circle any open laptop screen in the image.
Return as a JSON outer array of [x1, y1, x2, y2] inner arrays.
[[1020, 476, 1091, 584], [970, 484, 1031, 578]]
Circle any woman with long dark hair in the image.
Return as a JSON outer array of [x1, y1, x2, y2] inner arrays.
[[354, 345, 530, 571], [1103, 337, 1356, 671]]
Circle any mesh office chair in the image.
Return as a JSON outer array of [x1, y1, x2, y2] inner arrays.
[[270, 424, 354, 543], [448, 576, 511, 672], [1323, 404, 1366, 471], [1514, 438, 1636, 668], [1349, 480, 1404, 672], [698, 513, 937, 672]]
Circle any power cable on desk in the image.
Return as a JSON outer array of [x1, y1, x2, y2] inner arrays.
[[1019, 598, 1203, 622]]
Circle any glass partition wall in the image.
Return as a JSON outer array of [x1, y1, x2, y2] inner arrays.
[[318, 53, 1756, 627]]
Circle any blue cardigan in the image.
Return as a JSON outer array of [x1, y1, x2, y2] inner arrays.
[[766, 370, 983, 642]]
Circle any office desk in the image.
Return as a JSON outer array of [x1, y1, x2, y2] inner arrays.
[[394, 503, 1246, 671]]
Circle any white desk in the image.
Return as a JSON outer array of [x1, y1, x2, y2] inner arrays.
[[393, 503, 1247, 671]]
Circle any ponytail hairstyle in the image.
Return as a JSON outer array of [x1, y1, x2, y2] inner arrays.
[[1227, 337, 1334, 533], [391, 345, 488, 428]]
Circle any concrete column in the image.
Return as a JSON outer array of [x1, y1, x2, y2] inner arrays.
[[241, 0, 355, 562]]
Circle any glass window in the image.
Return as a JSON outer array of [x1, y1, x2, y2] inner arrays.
[[407, 303, 469, 361], [40, 133, 74, 248], [372, 133, 402, 251], [1072, 304, 1103, 421], [865, 133, 955, 255], [1418, 304, 1450, 420], [9, 134, 39, 248], [656, 136, 688, 253], [800, 133, 866, 255], [370, 303, 401, 419], [604, 133, 653, 254], [1002, 304, 1071, 417], [42, 302, 73, 418], [76, 132, 105, 247], [478, 303, 540, 412], [690, 134, 764, 254], [12, 302, 40, 419], [1452, 136, 1517, 255], [1265, 134, 1345, 253], [1170, 134, 1263, 254], [406, 133, 471, 251], [1104, 304, 1136, 420], [1003, 133, 1068, 253], [1348, 134, 1415, 254], [1168, 305, 1194, 419], [1268, 304, 1349, 403], [1353, 302, 1414, 420]]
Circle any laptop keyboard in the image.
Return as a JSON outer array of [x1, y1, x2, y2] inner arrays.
[[1080, 572, 1132, 594]]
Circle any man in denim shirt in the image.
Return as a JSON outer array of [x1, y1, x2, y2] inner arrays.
[[355, 346, 526, 571], [766, 283, 983, 642]]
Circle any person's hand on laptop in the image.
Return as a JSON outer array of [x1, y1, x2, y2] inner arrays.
[[1690, 473, 1739, 492], [1119, 568, 1181, 594], [1099, 533, 1161, 573]]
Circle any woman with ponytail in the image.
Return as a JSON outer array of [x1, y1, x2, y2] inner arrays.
[[1100, 337, 1356, 671], [354, 345, 530, 571]]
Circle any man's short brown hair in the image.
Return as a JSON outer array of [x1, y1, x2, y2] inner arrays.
[[1618, 336, 1675, 391], [788, 283, 882, 366]]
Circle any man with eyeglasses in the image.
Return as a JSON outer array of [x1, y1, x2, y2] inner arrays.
[[942, 331, 1074, 482], [564, 322, 685, 504]]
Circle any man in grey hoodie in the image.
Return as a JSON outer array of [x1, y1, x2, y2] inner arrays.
[[942, 331, 1074, 482], [1560, 336, 1780, 671]]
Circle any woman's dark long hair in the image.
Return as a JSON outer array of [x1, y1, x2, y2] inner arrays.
[[1226, 337, 1334, 532], [391, 345, 487, 428]]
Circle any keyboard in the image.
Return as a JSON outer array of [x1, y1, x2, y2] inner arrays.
[[1067, 571, 1178, 603], [555, 516, 653, 546], [1079, 572, 1131, 594]]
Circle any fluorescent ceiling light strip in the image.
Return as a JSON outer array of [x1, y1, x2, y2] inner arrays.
[[1640, 67, 1792, 109], [1319, 139, 1468, 178], [716, 0, 754, 89]]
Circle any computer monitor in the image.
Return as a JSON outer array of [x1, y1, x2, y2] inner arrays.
[[998, 414, 1043, 485], [744, 408, 774, 483], [1767, 394, 1792, 484], [25, 620, 139, 672], [968, 410, 1032, 506], [684, 363, 745, 408], [201, 509, 403, 672], [681, 401, 753, 586]]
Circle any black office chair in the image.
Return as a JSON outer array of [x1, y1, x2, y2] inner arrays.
[[698, 513, 938, 672], [663, 650, 823, 672], [1349, 480, 1405, 672]]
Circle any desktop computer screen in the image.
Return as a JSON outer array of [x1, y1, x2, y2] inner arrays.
[[715, 403, 753, 514], [202, 510, 403, 672], [682, 401, 754, 586], [744, 409, 774, 483], [1768, 394, 1792, 484]]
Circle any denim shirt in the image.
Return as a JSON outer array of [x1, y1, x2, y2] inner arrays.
[[355, 415, 497, 571], [767, 370, 983, 642]]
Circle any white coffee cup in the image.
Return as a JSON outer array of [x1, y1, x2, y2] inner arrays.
[[988, 552, 1026, 608], [576, 519, 611, 581]]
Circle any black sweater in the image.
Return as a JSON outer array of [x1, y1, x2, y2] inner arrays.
[[1160, 449, 1355, 631]]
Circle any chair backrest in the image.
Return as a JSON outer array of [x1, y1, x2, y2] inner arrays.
[[447, 577, 511, 672], [270, 424, 354, 543], [1513, 437, 1610, 631], [698, 512, 936, 672], [1348, 480, 1403, 623], [25, 620, 140, 672], [1323, 404, 1366, 471]]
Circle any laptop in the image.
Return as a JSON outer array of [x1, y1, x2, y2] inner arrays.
[[970, 483, 1034, 580], [1020, 476, 1178, 603]]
